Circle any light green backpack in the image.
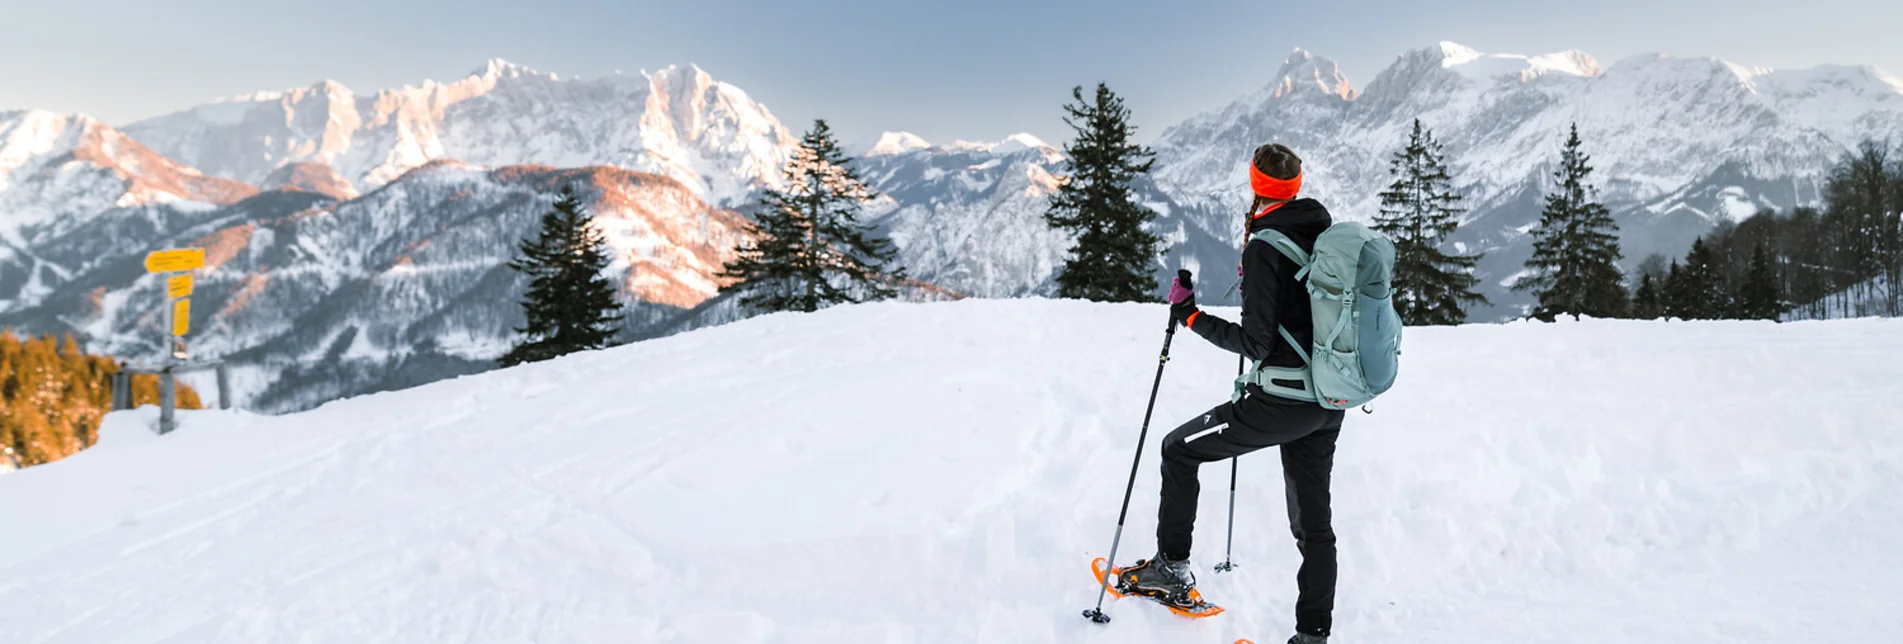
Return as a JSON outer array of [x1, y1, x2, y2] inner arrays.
[[1237, 222, 1403, 410]]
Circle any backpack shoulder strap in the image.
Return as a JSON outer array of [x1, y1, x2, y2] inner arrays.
[[1276, 325, 1310, 366], [1251, 228, 1314, 282], [1250, 229, 1310, 267]]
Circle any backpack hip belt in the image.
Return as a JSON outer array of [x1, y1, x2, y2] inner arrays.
[[1233, 326, 1317, 403]]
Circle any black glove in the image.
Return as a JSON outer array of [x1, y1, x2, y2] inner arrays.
[[1168, 269, 1198, 327]]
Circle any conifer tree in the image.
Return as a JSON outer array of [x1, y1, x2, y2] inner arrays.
[[1374, 119, 1487, 325], [1631, 273, 1663, 319], [1045, 83, 1163, 302], [1735, 242, 1784, 320], [1663, 260, 1693, 319], [1678, 238, 1728, 319], [500, 185, 625, 367], [721, 120, 903, 313], [1512, 124, 1627, 320]]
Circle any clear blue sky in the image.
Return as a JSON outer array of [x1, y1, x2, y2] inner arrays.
[[3, 0, 1898, 147]]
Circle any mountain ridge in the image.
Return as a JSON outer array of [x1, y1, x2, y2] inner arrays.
[[1150, 41, 1902, 317], [121, 60, 795, 208]]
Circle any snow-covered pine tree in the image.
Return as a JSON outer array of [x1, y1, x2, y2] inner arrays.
[[500, 185, 625, 367], [1374, 119, 1487, 325], [1735, 242, 1785, 320], [1513, 124, 1627, 320], [1045, 83, 1163, 302], [721, 120, 902, 313]]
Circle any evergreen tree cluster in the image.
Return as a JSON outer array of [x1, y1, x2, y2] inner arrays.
[[506, 120, 911, 367], [1, 332, 201, 468], [1630, 141, 1903, 321], [1040, 91, 1611, 326], [1636, 237, 1752, 320], [501, 81, 1896, 361]]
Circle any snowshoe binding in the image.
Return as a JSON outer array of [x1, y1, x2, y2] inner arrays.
[[1089, 555, 1224, 619]]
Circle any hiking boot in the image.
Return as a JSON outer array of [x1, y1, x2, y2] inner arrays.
[[1288, 634, 1327, 644], [1118, 552, 1195, 598]]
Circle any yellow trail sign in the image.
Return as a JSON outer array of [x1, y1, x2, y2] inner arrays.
[[167, 274, 194, 299], [145, 248, 205, 273], [172, 298, 191, 337]]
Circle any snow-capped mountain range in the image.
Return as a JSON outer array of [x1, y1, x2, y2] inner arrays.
[[123, 61, 794, 208], [1, 110, 257, 313], [1153, 43, 1903, 317], [3, 42, 1900, 410]]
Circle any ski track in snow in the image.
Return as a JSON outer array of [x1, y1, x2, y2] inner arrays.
[[2, 300, 1901, 643]]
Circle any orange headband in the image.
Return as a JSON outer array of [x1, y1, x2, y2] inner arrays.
[[1249, 163, 1302, 201]]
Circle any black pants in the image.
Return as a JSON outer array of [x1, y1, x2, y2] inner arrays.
[[1156, 391, 1344, 636]]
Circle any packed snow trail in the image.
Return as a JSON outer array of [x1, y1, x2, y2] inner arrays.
[[3, 299, 1901, 643]]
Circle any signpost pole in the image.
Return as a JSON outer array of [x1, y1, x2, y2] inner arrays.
[[144, 249, 203, 434], [216, 364, 231, 411], [109, 371, 126, 410], [164, 269, 176, 434], [159, 368, 176, 434]]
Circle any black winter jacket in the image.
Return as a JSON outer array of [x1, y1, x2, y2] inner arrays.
[[1187, 199, 1333, 395]]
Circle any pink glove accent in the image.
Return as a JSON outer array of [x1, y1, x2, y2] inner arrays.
[[1169, 277, 1194, 305]]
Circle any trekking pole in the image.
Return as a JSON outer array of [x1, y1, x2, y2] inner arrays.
[[1083, 270, 1189, 625], [1215, 354, 1242, 574], [1215, 458, 1239, 572], [1216, 210, 1254, 574]]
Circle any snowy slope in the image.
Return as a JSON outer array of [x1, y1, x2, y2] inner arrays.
[[123, 61, 795, 207], [3, 300, 1899, 643], [1151, 43, 1903, 319]]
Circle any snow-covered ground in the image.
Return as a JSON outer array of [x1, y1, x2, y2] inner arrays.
[[2, 299, 1900, 643]]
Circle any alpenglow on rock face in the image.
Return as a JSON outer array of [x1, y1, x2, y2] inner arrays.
[[0, 110, 257, 313], [123, 61, 796, 208]]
